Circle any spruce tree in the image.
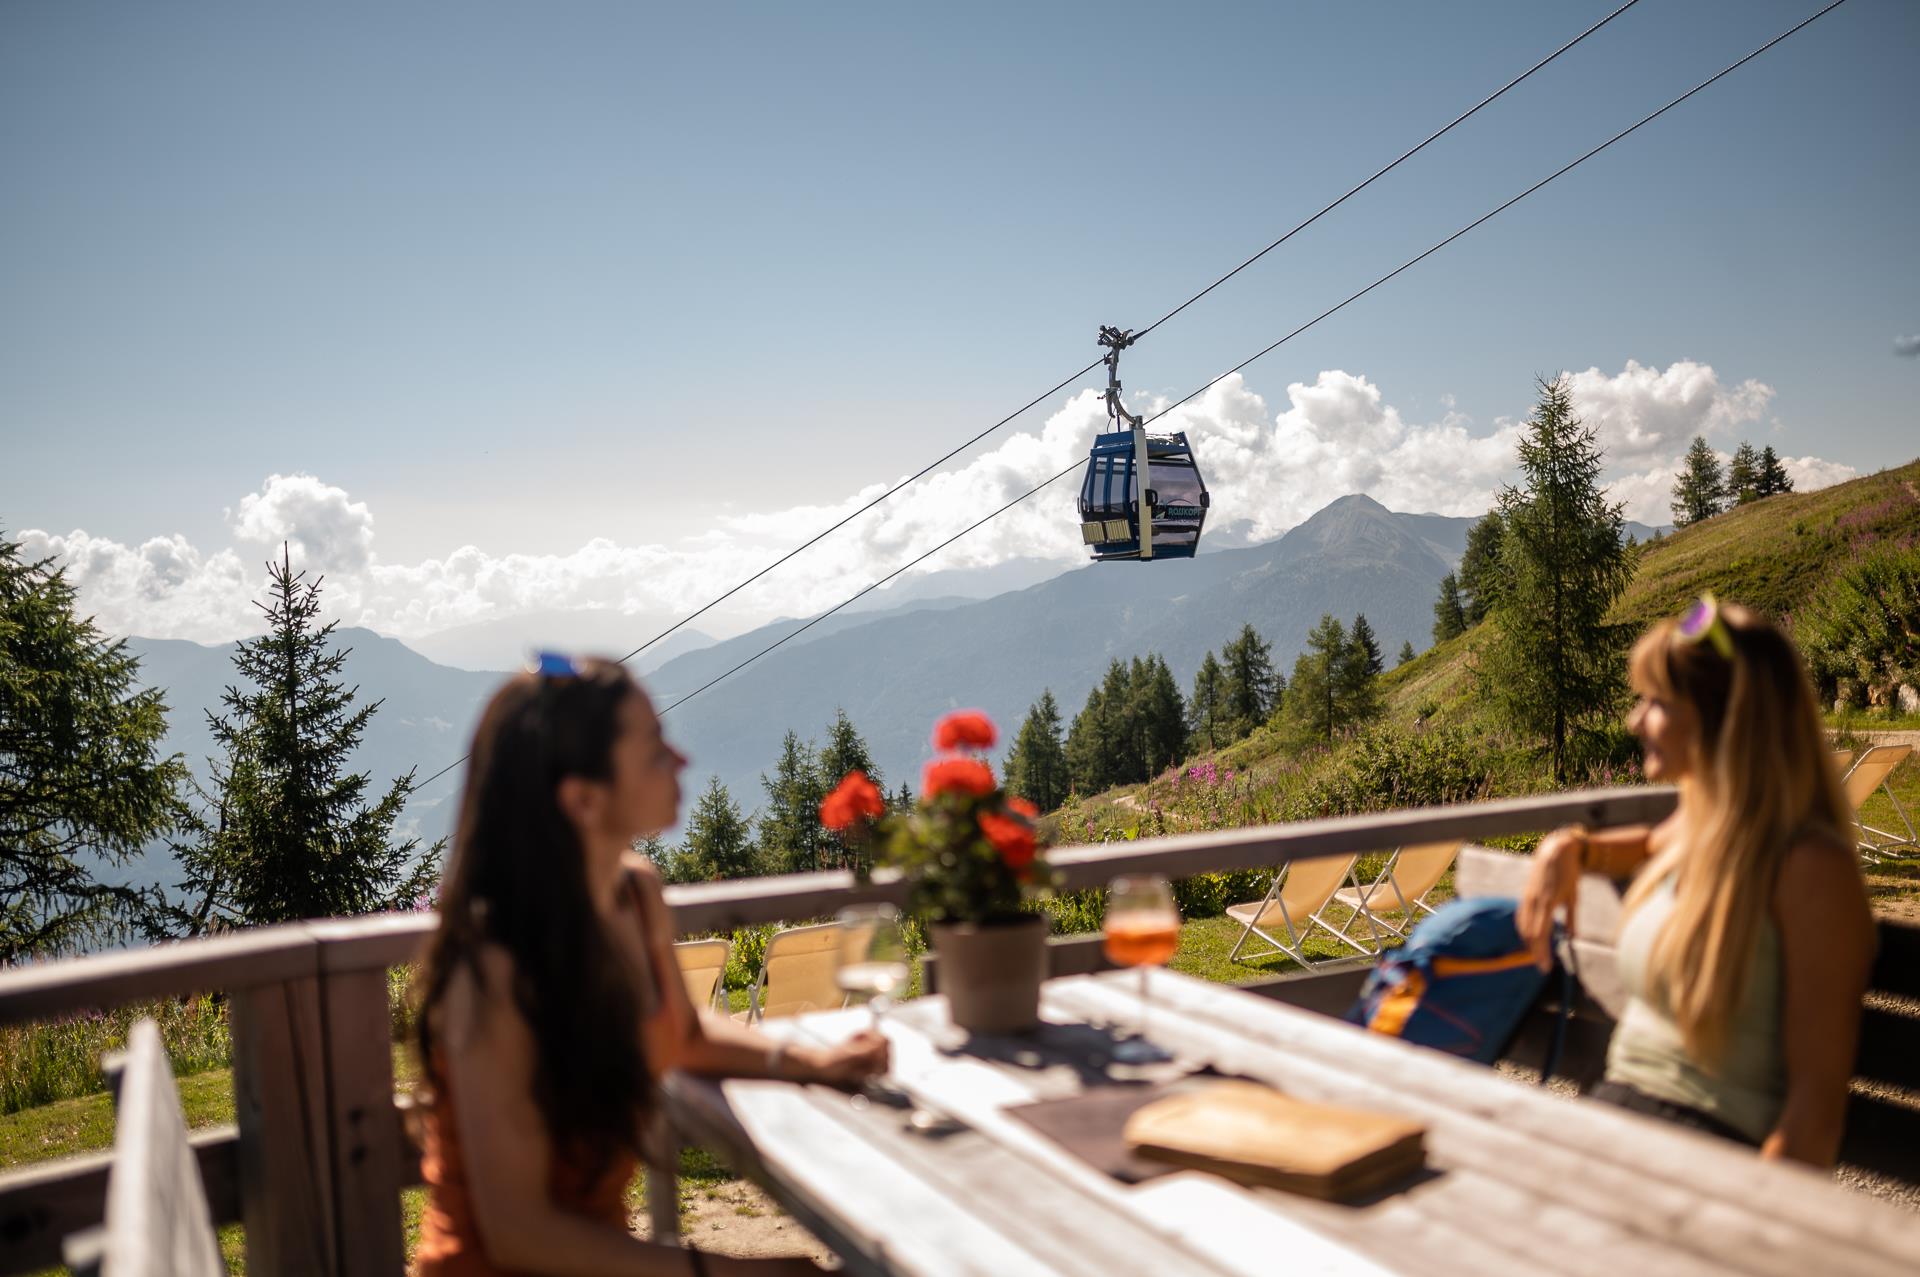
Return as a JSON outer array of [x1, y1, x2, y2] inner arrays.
[[817, 709, 880, 869], [1398, 640, 1417, 667], [1485, 376, 1633, 782], [1064, 673, 1113, 796], [1456, 513, 1506, 624], [1004, 690, 1070, 812], [1726, 442, 1760, 506], [1219, 624, 1278, 741], [1669, 435, 1727, 526], [1432, 573, 1467, 642], [1141, 656, 1188, 775], [1349, 615, 1384, 678], [1, 534, 185, 959], [1187, 651, 1228, 750], [757, 730, 824, 874], [682, 775, 757, 880], [1756, 446, 1794, 498], [174, 549, 440, 928]]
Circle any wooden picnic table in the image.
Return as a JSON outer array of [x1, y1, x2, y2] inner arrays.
[[665, 968, 1920, 1277]]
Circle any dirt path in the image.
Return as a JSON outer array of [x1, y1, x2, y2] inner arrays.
[[636, 1182, 836, 1263]]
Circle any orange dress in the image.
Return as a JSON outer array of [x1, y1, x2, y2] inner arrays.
[[412, 1072, 638, 1276]]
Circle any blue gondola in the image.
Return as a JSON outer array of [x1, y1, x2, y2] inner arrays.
[[1076, 326, 1209, 561]]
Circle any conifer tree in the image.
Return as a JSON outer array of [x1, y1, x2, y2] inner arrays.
[[1335, 617, 1381, 729], [1726, 442, 1760, 506], [1432, 573, 1467, 642], [1004, 690, 1070, 812], [1456, 513, 1506, 624], [174, 549, 440, 929], [757, 730, 824, 874], [1669, 436, 1727, 526], [817, 709, 880, 869], [1219, 624, 1278, 740], [1486, 376, 1633, 782], [1287, 614, 1347, 745], [682, 775, 757, 880], [1756, 446, 1794, 498], [1, 534, 185, 959], [1349, 614, 1384, 678], [1140, 656, 1188, 775], [636, 833, 702, 885], [1065, 671, 1114, 796], [1398, 640, 1417, 667], [1187, 651, 1229, 750]]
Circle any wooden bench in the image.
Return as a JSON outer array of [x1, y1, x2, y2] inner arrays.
[[61, 1019, 224, 1277], [1246, 845, 1920, 1187]]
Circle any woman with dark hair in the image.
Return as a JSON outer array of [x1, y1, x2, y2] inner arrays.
[[1518, 598, 1874, 1165], [412, 656, 887, 1275]]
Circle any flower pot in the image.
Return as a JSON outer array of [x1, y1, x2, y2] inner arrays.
[[930, 915, 1048, 1034]]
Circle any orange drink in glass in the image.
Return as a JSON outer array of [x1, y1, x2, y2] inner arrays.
[[1104, 874, 1179, 1063]]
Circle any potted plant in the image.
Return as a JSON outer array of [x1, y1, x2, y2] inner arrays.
[[821, 710, 1054, 1033]]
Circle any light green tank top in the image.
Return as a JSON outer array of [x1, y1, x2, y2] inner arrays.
[[1606, 874, 1784, 1142]]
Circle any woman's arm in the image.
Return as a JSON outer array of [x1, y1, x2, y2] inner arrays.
[[444, 947, 822, 1276], [1516, 821, 1661, 970], [622, 856, 889, 1086], [1764, 839, 1875, 1167]]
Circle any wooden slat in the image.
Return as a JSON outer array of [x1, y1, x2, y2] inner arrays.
[[0, 925, 320, 1028], [101, 1019, 223, 1276], [230, 977, 335, 1277], [318, 969, 406, 1275], [0, 1128, 239, 1277], [1841, 1092, 1920, 1184], [1240, 960, 1373, 1017], [1870, 921, 1920, 998], [1059, 972, 1920, 1275]]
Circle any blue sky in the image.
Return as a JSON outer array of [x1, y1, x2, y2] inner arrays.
[[3, 1, 1915, 649]]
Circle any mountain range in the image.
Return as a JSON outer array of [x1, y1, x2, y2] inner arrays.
[[107, 496, 1663, 893]]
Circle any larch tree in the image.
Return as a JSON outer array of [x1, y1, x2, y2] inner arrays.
[[1335, 617, 1381, 729], [1669, 435, 1727, 527], [1187, 651, 1229, 751], [1, 534, 185, 960], [1287, 614, 1348, 746], [173, 549, 440, 930], [1726, 442, 1760, 506], [1485, 376, 1633, 782], [1432, 574, 1467, 642]]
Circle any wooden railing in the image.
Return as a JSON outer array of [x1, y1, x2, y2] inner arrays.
[[0, 786, 1675, 1276]]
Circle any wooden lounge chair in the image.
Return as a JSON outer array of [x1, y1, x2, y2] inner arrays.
[[62, 1018, 222, 1277], [743, 922, 851, 1023], [672, 937, 730, 1011], [1227, 853, 1377, 967], [1842, 744, 1916, 863], [1330, 840, 1462, 941]]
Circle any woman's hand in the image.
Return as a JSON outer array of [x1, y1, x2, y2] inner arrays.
[[1516, 825, 1587, 972], [796, 1030, 890, 1088]]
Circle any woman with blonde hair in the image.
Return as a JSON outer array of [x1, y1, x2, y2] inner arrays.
[[1518, 597, 1874, 1165]]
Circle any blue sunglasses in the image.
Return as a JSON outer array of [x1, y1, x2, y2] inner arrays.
[[528, 650, 582, 678]]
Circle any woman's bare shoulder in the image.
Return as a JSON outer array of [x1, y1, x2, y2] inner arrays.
[[1773, 833, 1873, 946], [439, 942, 528, 1049]]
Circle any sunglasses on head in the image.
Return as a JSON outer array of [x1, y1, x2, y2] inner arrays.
[[1677, 593, 1735, 661], [528, 650, 582, 679]]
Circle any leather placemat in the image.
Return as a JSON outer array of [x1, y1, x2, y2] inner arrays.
[[1005, 1075, 1229, 1184]]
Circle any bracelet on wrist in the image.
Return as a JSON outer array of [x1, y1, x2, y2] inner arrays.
[[765, 1040, 788, 1079]]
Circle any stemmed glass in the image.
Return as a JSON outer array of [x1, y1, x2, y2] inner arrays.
[[834, 903, 910, 1031], [1103, 874, 1180, 1063]]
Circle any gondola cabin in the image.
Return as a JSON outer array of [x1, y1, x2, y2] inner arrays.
[[1077, 427, 1209, 561]]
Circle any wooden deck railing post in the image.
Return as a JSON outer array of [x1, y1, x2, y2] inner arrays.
[[317, 964, 408, 1275], [230, 971, 337, 1277]]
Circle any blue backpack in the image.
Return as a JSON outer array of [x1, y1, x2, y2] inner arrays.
[[1346, 896, 1567, 1066]]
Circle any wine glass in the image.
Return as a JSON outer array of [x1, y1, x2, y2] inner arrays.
[[835, 903, 910, 1032], [1103, 874, 1180, 1063]]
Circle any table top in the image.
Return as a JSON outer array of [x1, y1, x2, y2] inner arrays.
[[663, 969, 1920, 1277]]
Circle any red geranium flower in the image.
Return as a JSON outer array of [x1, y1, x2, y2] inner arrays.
[[978, 809, 1037, 870], [922, 756, 995, 800], [820, 770, 885, 833], [932, 710, 997, 752], [1007, 796, 1040, 821]]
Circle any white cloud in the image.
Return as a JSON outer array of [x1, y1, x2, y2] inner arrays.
[[1895, 334, 1920, 358], [23, 362, 1859, 644]]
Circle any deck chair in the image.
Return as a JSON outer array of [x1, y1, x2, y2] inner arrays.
[[1843, 744, 1917, 863], [673, 937, 730, 1011], [742, 921, 851, 1023], [1227, 853, 1377, 967], [1832, 748, 1855, 776], [62, 1018, 223, 1276], [1330, 840, 1462, 941]]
